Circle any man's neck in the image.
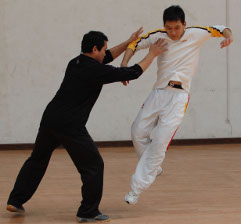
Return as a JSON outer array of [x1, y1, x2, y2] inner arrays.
[[83, 52, 94, 58]]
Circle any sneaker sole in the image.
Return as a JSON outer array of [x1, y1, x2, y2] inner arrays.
[[76, 216, 110, 223], [124, 198, 137, 205], [125, 201, 137, 205], [6, 205, 25, 213]]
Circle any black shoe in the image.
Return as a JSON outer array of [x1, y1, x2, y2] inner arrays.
[[76, 214, 110, 223], [6, 204, 25, 213]]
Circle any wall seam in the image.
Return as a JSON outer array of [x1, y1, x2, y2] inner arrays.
[[226, 0, 232, 136]]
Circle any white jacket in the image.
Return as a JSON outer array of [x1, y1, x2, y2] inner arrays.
[[128, 25, 227, 92]]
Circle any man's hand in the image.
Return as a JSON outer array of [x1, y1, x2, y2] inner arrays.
[[221, 28, 234, 48], [136, 38, 168, 73], [220, 37, 233, 48], [109, 27, 143, 61], [128, 27, 143, 43], [149, 38, 168, 56], [121, 80, 129, 86]]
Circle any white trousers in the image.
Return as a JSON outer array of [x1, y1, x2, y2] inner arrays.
[[130, 86, 190, 195]]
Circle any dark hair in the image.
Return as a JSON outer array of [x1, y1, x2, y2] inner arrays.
[[81, 31, 108, 53], [163, 5, 185, 25]]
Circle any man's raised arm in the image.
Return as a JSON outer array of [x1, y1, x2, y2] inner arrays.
[[121, 48, 135, 67], [109, 27, 143, 60]]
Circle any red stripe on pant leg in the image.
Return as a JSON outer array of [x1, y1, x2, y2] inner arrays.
[[166, 127, 179, 151]]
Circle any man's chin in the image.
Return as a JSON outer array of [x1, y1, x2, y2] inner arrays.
[[170, 37, 180, 41]]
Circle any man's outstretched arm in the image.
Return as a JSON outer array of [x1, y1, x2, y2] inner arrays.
[[109, 27, 143, 60], [95, 39, 168, 85], [220, 28, 233, 48], [120, 29, 155, 67]]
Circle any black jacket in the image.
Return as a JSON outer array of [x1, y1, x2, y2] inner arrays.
[[40, 50, 143, 135]]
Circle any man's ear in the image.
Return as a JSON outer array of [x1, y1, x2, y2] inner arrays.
[[92, 45, 98, 54], [184, 21, 187, 28]]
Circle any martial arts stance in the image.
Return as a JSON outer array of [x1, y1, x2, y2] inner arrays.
[[6, 29, 167, 223], [121, 5, 233, 204]]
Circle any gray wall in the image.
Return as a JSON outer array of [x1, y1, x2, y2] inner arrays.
[[0, 0, 240, 143]]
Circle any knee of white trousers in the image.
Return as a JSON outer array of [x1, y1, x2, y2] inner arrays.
[[131, 123, 148, 159], [131, 122, 150, 143], [152, 120, 181, 146]]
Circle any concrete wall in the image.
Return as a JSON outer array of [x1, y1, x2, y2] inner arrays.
[[0, 0, 240, 143]]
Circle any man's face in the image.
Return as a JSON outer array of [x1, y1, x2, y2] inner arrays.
[[164, 20, 186, 41], [95, 41, 107, 63]]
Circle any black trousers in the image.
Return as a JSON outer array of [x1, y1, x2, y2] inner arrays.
[[7, 127, 104, 218]]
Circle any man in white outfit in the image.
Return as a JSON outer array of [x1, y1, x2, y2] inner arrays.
[[121, 5, 233, 204]]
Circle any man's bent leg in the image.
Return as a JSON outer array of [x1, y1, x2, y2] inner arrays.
[[131, 124, 178, 195]]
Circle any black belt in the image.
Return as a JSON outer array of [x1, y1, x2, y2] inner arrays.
[[168, 82, 183, 89]]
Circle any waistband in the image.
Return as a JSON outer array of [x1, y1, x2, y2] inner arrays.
[[168, 81, 183, 89], [156, 85, 187, 94]]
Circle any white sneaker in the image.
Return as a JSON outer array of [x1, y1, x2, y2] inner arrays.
[[125, 191, 139, 204], [157, 167, 163, 176]]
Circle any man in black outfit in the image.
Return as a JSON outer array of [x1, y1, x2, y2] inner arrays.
[[6, 29, 167, 223]]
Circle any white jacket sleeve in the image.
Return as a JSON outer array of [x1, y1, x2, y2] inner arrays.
[[188, 25, 228, 43]]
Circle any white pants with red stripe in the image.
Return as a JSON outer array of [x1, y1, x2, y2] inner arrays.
[[130, 86, 190, 195]]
